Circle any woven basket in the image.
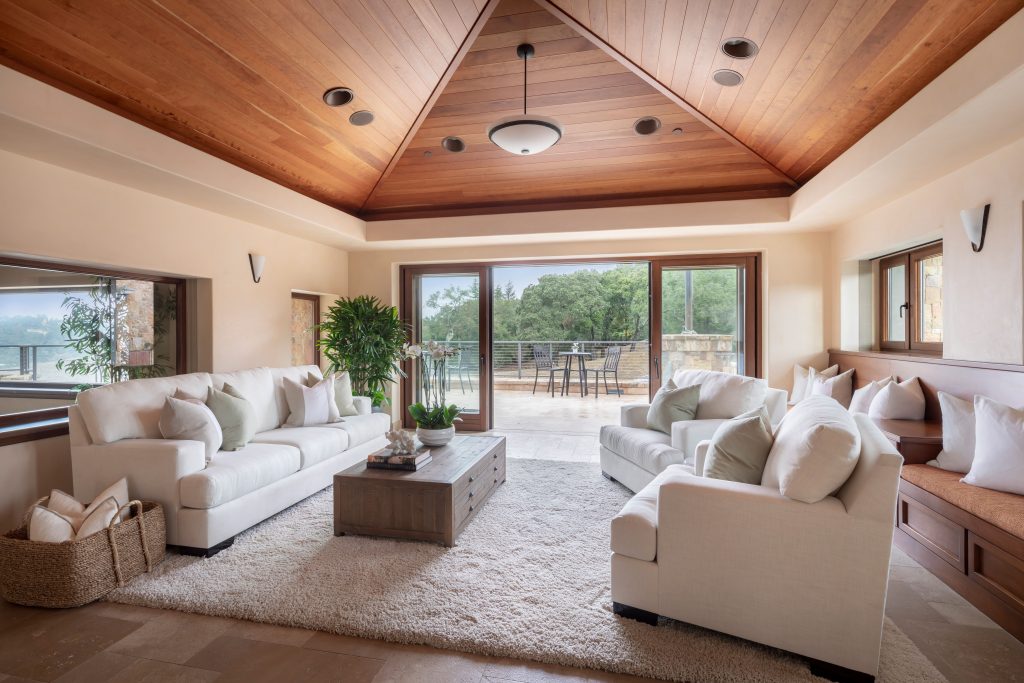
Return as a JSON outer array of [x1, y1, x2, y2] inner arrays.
[[0, 499, 166, 608]]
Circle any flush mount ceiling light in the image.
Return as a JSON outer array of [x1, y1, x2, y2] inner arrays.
[[713, 69, 744, 87], [721, 37, 759, 59], [322, 87, 354, 107], [487, 44, 562, 156], [633, 117, 661, 135]]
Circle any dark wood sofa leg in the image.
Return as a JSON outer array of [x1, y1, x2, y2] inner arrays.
[[807, 658, 874, 683], [173, 536, 235, 558], [601, 471, 617, 482], [613, 601, 659, 626]]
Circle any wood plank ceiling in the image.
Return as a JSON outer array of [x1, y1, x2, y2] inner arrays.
[[0, 0, 1019, 220]]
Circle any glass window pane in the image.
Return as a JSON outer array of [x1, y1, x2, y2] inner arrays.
[[414, 273, 480, 413], [917, 254, 942, 344], [661, 267, 743, 378], [886, 264, 907, 343]]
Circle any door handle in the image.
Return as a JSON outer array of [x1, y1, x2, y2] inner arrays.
[[653, 354, 660, 379], [899, 302, 909, 319]]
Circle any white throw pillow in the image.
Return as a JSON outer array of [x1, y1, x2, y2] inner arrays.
[[761, 395, 862, 503], [790, 364, 838, 405], [28, 506, 75, 543], [809, 368, 855, 408], [284, 376, 333, 427], [47, 489, 86, 529], [868, 377, 926, 420], [75, 497, 119, 540], [159, 396, 223, 461], [673, 370, 767, 419], [961, 397, 1024, 495], [929, 392, 976, 473], [306, 372, 343, 423], [848, 376, 894, 414], [84, 477, 130, 523]]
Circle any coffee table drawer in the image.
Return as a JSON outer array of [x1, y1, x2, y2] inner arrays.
[[453, 447, 505, 498], [455, 463, 505, 530]]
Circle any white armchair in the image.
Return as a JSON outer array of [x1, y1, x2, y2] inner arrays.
[[600, 383, 787, 493], [610, 413, 903, 681]]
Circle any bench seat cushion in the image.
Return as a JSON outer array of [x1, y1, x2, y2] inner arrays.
[[902, 463, 1024, 541], [180, 443, 300, 509]]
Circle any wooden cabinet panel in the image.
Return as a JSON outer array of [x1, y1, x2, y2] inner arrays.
[[898, 492, 966, 571], [969, 532, 1024, 614]]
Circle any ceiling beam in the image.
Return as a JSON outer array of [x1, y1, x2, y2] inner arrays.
[[358, 0, 503, 215], [534, 0, 800, 190]]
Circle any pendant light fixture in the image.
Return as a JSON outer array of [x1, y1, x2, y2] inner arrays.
[[487, 44, 562, 156]]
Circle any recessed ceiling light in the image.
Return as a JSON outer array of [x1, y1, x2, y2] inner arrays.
[[423, 150, 432, 157], [633, 117, 661, 136], [721, 38, 758, 59], [672, 128, 683, 136], [442, 136, 465, 153], [712, 69, 744, 87], [322, 87, 354, 107], [349, 110, 374, 126]]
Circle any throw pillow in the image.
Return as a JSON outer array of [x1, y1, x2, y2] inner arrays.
[[28, 506, 75, 543], [961, 397, 1024, 495], [646, 379, 700, 434], [159, 396, 223, 461], [868, 377, 926, 420], [848, 376, 894, 414], [75, 496, 119, 540], [283, 376, 333, 427], [83, 477, 130, 523], [809, 367, 855, 408], [703, 406, 774, 485], [761, 395, 861, 503], [47, 489, 85, 529], [673, 370, 767, 419], [306, 372, 343, 423], [207, 384, 257, 451], [929, 392, 976, 473], [791, 364, 838, 405], [333, 371, 359, 417]]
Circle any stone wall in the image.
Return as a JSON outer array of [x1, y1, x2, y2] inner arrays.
[[663, 333, 737, 375]]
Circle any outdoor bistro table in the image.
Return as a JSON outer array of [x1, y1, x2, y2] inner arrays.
[[558, 350, 593, 397]]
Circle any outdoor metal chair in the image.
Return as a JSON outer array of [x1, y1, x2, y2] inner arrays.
[[586, 345, 623, 396], [531, 344, 567, 397]]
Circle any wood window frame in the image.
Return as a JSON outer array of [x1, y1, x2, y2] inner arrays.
[[0, 255, 188, 443], [877, 241, 942, 354], [290, 292, 321, 367]]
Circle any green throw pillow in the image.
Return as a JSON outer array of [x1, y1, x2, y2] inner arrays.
[[704, 405, 774, 485], [206, 384, 257, 451], [646, 379, 700, 434]]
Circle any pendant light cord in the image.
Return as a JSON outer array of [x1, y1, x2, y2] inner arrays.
[[522, 51, 527, 116]]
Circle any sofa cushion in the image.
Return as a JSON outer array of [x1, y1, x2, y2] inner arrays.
[[270, 365, 322, 429], [599, 425, 688, 474], [251, 427, 349, 469], [76, 373, 212, 444], [211, 368, 277, 433], [761, 395, 861, 504], [179, 443, 300, 509], [322, 413, 391, 448], [903, 464, 1024, 541], [672, 370, 767, 419]]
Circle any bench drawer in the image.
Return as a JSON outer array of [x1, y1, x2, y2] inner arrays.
[[969, 532, 1024, 613], [898, 492, 966, 572]]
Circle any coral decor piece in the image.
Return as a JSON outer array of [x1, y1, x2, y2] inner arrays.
[[385, 428, 417, 455]]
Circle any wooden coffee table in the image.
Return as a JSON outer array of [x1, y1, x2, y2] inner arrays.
[[333, 435, 506, 547]]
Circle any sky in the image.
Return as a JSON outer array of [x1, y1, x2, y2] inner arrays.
[[0, 291, 67, 318]]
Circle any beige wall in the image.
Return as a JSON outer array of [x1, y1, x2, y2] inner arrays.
[[349, 231, 832, 411], [0, 148, 350, 529], [828, 136, 1024, 364]]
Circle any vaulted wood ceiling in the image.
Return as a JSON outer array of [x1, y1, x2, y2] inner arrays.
[[0, 0, 1019, 220]]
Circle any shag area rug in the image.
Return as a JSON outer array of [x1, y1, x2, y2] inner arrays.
[[109, 459, 945, 682]]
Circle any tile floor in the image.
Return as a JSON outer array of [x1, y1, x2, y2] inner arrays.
[[2, 430, 1023, 682]]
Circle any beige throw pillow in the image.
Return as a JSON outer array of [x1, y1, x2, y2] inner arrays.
[[333, 371, 359, 417], [848, 376, 894, 414], [868, 377, 926, 420], [284, 376, 333, 427], [28, 506, 76, 543], [704, 406, 774, 485], [47, 489, 85, 529], [207, 384, 257, 450], [809, 368, 855, 408], [646, 379, 700, 434], [159, 396, 223, 461], [306, 372, 344, 422], [84, 477, 130, 523], [75, 496, 119, 540]]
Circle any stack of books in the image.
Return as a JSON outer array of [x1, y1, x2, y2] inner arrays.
[[366, 446, 432, 471]]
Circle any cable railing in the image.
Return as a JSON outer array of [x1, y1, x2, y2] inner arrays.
[[0, 344, 83, 382]]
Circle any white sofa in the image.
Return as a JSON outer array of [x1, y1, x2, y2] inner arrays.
[[599, 371, 787, 493], [609, 413, 902, 680], [69, 365, 391, 554]]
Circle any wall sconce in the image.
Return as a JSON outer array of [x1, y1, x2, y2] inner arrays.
[[960, 204, 990, 253], [249, 253, 266, 283]]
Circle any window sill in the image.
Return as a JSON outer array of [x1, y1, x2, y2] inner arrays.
[[828, 349, 1024, 373], [0, 417, 70, 447]]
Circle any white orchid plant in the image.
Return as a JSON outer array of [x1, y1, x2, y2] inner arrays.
[[403, 340, 463, 429]]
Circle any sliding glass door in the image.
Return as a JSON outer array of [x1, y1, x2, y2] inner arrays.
[[650, 255, 759, 392], [401, 266, 490, 431]]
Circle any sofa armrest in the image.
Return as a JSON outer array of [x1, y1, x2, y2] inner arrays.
[[670, 419, 727, 459], [352, 396, 372, 416], [694, 440, 711, 476], [764, 387, 788, 426], [71, 439, 206, 507], [620, 403, 650, 429]]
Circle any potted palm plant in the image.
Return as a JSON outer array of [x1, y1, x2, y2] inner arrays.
[[404, 340, 462, 446], [317, 295, 407, 409]]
